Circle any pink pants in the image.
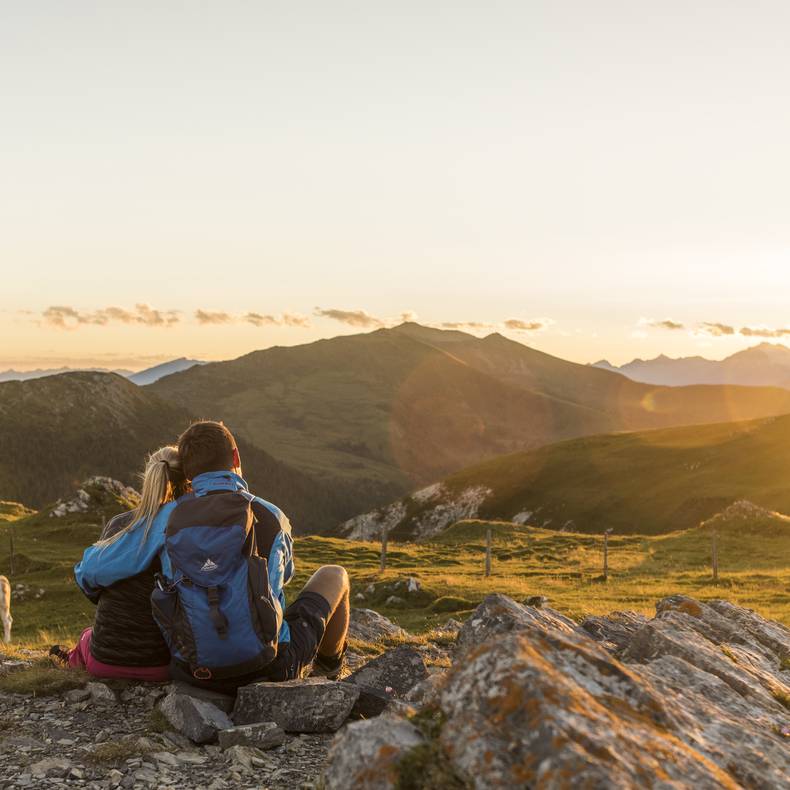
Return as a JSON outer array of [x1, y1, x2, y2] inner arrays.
[[68, 628, 171, 682]]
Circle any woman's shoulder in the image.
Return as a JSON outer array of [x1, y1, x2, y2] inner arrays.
[[100, 511, 136, 541]]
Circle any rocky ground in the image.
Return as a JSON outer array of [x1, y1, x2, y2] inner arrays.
[[1, 596, 789, 789]]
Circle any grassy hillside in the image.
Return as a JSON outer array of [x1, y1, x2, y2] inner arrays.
[[0, 373, 358, 531], [150, 322, 790, 502], [342, 413, 790, 539], [2, 496, 789, 648]]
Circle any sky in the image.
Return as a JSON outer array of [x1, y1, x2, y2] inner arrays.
[[3, 1, 790, 370]]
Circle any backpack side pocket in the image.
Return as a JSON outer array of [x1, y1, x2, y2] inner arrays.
[[246, 555, 281, 653], [151, 582, 198, 668]]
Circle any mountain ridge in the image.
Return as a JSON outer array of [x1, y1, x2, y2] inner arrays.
[[594, 342, 790, 387]]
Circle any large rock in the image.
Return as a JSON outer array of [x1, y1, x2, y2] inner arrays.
[[326, 594, 790, 789], [438, 629, 739, 788], [322, 716, 425, 790], [158, 693, 233, 744], [346, 646, 428, 697], [233, 678, 359, 733], [348, 608, 407, 642], [456, 593, 577, 653]]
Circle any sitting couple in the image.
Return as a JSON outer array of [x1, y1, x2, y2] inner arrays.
[[55, 421, 350, 693]]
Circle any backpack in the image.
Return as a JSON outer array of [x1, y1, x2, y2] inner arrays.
[[151, 490, 282, 681]]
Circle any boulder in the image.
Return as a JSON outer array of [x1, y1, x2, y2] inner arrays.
[[456, 593, 577, 653], [346, 646, 428, 698], [348, 608, 407, 642], [158, 693, 233, 744], [322, 716, 425, 790], [218, 721, 286, 750], [166, 680, 236, 714], [233, 678, 359, 733], [437, 629, 739, 788]]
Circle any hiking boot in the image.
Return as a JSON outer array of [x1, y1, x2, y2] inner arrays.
[[310, 642, 348, 681], [49, 644, 70, 665]]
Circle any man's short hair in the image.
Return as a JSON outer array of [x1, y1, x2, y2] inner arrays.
[[178, 421, 238, 480]]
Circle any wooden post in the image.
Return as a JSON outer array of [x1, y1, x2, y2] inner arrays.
[[712, 529, 719, 584], [603, 529, 613, 581], [380, 528, 388, 573], [485, 528, 492, 577]]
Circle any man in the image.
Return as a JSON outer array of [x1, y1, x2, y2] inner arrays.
[[168, 421, 350, 692]]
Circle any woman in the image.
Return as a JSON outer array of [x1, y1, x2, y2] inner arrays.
[[51, 446, 186, 680]]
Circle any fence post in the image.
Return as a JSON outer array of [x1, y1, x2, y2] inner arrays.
[[712, 529, 719, 584], [485, 528, 492, 577], [603, 528, 613, 581], [380, 528, 388, 573]]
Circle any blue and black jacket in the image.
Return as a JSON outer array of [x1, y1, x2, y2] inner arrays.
[[75, 471, 295, 645]]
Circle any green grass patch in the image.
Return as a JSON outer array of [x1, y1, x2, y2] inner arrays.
[[4, 505, 790, 647], [0, 659, 87, 696]]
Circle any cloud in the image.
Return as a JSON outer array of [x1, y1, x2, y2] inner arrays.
[[43, 304, 180, 329], [651, 319, 685, 331], [503, 318, 552, 332], [698, 322, 736, 337], [195, 309, 233, 325], [740, 326, 790, 338], [314, 307, 385, 328], [400, 310, 418, 323], [243, 312, 311, 328]]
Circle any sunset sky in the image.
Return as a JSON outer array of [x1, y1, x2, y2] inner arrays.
[[3, 2, 790, 370]]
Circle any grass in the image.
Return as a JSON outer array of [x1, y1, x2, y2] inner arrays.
[[0, 656, 88, 695], [3, 502, 790, 654]]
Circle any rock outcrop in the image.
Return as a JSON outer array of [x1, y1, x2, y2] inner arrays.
[[324, 594, 790, 789]]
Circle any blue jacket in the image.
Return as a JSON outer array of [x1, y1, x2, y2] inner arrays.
[[74, 471, 295, 643]]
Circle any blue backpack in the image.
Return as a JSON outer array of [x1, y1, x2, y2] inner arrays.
[[151, 490, 282, 681]]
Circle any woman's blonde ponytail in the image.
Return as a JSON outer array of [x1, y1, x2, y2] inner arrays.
[[95, 446, 181, 548]]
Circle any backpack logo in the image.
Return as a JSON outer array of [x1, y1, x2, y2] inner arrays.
[[200, 558, 219, 572]]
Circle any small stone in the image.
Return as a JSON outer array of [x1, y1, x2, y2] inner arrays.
[[218, 722, 286, 750], [347, 608, 407, 642], [158, 693, 233, 744], [64, 687, 91, 704], [31, 757, 71, 778], [152, 751, 179, 767], [107, 768, 123, 787], [87, 682, 118, 706], [384, 595, 405, 607]]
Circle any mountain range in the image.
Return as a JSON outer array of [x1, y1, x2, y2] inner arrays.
[[0, 357, 203, 385], [8, 323, 790, 532], [149, 322, 790, 502], [339, 411, 790, 540], [594, 343, 790, 388], [0, 372, 353, 531]]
